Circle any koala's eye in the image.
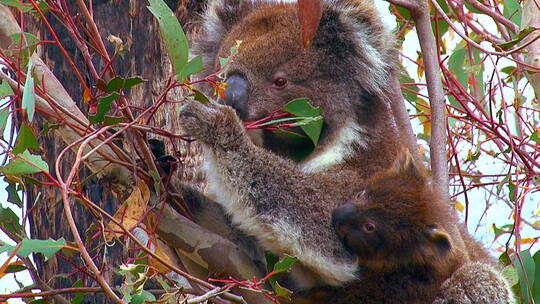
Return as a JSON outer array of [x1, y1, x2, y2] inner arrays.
[[363, 222, 376, 233], [273, 77, 288, 88]]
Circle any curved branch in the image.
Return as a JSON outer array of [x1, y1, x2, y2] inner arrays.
[[412, 1, 450, 201]]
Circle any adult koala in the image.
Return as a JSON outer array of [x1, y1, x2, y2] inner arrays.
[[176, 0, 403, 291]]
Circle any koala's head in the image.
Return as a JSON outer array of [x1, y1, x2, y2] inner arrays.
[[332, 152, 457, 273], [192, 0, 397, 160]]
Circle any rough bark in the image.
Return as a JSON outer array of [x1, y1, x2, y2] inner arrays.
[[21, 1, 205, 301]]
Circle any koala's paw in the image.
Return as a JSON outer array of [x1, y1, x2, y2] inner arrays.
[[179, 100, 245, 150]]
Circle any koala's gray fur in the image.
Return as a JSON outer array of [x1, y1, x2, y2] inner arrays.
[[176, 0, 514, 301], [181, 0, 402, 289], [433, 262, 515, 304]]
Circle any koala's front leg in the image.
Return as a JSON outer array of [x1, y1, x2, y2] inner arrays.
[[178, 101, 357, 288], [179, 101, 249, 151], [178, 100, 304, 209]]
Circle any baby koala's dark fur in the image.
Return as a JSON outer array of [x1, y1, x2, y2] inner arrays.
[[294, 153, 514, 304]]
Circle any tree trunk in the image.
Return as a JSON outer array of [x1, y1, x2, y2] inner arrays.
[[26, 1, 205, 301]]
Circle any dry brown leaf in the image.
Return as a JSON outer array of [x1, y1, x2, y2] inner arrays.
[[148, 240, 177, 275], [106, 178, 150, 241], [297, 0, 322, 48]]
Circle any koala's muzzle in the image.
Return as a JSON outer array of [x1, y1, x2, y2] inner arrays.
[[222, 74, 249, 120], [332, 203, 359, 239]]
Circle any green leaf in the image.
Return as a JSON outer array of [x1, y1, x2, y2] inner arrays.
[[177, 56, 203, 81], [465, 149, 480, 162], [219, 57, 228, 68], [513, 250, 535, 304], [431, 0, 449, 42], [283, 98, 323, 146], [273, 281, 293, 300], [0, 0, 48, 14], [463, 1, 484, 14], [265, 251, 280, 273], [273, 255, 297, 274], [503, 0, 522, 26], [507, 180, 517, 202], [492, 223, 513, 239], [471, 48, 485, 104], [189, 88, 210, 104], [0, 238, 66, 260], [41, 122, 60, 136], [13, 123, 40, 154], [149, 170, 160, 196], [497, 27, 536, 51], [89, 93, 119, 124], [33, 1, 49, 17], [447, 45, 466, 110], [501, 265, 519, 287], [130, 290, 156, 304], [0, 106, 9, 137], [400, 68, 419, 103], [22, 61, 36, 122], [501, 66, 516, 75], [5, 180, 23, 208], [500, 252, 512, 266], [5, 263, 27, 274], [105, 77, 145, 93], [1, 150, 49, 175], [257, 116, 322, 128], [533, 250, 540, 304], [10, 32, 40, 67], [530, 129, 540, 143], [147, 0, 189, 76], [0, 81, 14, 97], [103, 116, 125, 126], [71, 279, 86, 304], [0, 0, 33, 12], [0, 204, 23, 238]]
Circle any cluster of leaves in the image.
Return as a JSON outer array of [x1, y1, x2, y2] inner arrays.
[[392, 0, 539, 302], [0, 0, 314, 303]]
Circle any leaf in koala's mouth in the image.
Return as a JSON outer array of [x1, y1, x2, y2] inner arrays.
[[243, 98, 323, 146]]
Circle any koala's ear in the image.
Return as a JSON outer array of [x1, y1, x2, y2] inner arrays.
[[203, 0, 254, 35], [392, 150, 428, 183], [427, 226, 452, 255]]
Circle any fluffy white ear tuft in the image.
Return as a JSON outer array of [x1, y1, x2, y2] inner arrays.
[[204, 0, 255, 35]]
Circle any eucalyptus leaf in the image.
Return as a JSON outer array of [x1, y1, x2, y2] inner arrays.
[[178, 56, 203, 81], [0, 107, 9, 136], [0, 81, 14, 98], [0, 204, 23, 238], [0, 238, 66, 261], [22, 61, 36, 122], [13, 123, 40, 154], [0, 150, 49, 175], [89, 93, 119, 124], [148, 0, 189, 76], [283, 98, 323, 146], [513, 250, 535, 304]]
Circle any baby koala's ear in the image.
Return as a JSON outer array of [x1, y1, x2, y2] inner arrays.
[[426, 226, 452, 255], [391, 149, 428, 183]]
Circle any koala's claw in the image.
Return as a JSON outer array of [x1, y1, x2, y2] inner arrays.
[[179, 100, 246, 150], [178, 101, 215, 140]]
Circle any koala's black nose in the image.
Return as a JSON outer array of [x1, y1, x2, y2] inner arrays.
[[332, 204, 359, 235], [222, 74, 249, 119]]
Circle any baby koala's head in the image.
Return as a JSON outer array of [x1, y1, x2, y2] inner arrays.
[[332, 151, 456, 273]]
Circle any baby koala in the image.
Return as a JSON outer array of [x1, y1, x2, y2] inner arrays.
[[295, 152, 514, 304]]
